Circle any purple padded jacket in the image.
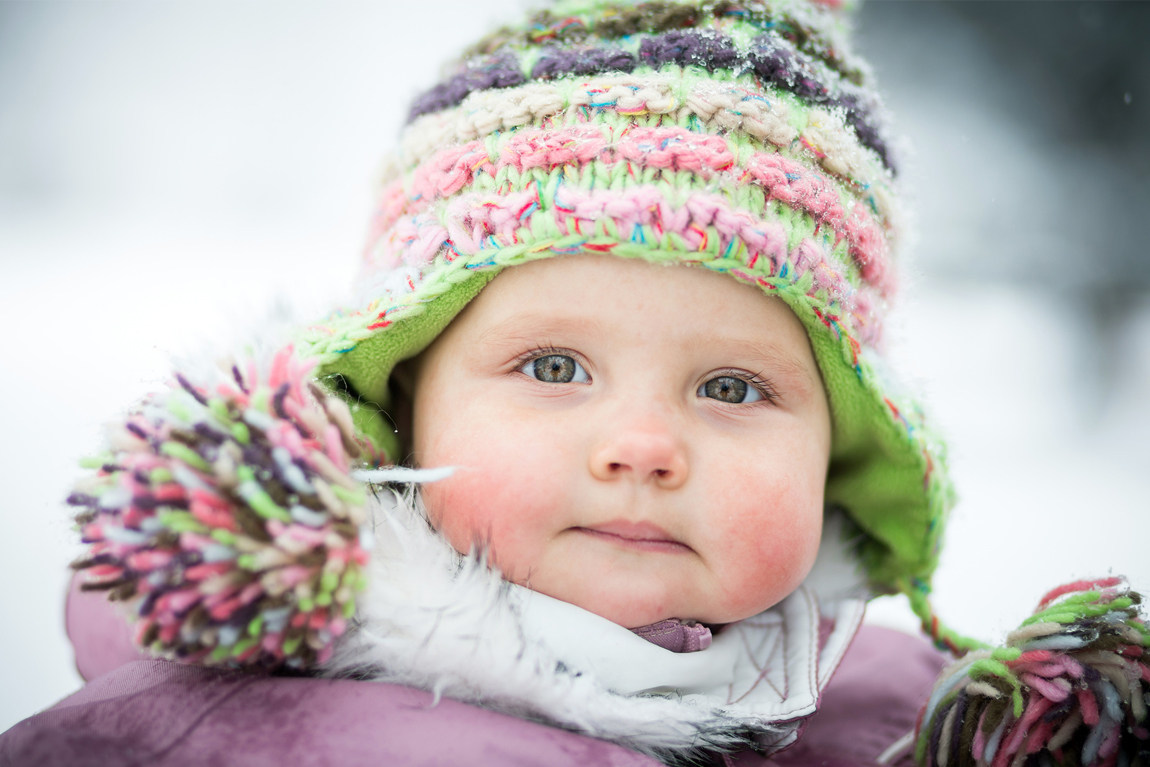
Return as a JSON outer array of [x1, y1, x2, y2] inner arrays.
[[0, 579, 946, 767]]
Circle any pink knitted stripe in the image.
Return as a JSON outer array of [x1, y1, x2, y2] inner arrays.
[[369, 185, 872, 317], [364, 124, 892, 294]]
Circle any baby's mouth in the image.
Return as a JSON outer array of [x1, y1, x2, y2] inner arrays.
[[572, 520, 693, 554]]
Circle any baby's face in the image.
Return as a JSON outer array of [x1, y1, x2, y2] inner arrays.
[[411, 255, 832, 628]]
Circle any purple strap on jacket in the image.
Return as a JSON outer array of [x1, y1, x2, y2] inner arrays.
[[629, 619, 713, 653]]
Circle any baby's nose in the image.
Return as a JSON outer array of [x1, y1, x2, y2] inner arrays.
[[588, 429, 688, 489]]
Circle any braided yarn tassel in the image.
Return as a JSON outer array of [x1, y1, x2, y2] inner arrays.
[[916, 578, 1150, 767], [907, 578, 990, 658], [69, 345, 379, 669]]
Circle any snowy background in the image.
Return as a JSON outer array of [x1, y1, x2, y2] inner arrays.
[[1, 0, 1147, 731]]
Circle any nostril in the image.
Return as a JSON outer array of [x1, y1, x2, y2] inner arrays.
[[591, 439, 686, 485]]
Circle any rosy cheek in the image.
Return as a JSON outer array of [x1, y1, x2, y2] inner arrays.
[[723, 532, 817, 618], [707, 475, 823, 617], [422, 476, 494, 555], [422, 464, 558, 582], [425, 470, 512, 542], [757, 522, 819, 589]]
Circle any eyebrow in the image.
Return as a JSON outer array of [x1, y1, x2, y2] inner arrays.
[[474, 312, 608, 350]]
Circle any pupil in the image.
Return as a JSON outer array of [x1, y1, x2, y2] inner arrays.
[[705, 376, 746, 403], [534, 355, 575, 383]]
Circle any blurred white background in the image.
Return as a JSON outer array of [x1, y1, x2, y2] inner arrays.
[[1, 0, 1147, 731]]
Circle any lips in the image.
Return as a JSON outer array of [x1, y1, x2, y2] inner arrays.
[[572, 520, 693, 554]]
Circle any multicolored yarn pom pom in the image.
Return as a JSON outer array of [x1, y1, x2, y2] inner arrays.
[[916, 578, 1150, 767], [69, 345, 378, 669]]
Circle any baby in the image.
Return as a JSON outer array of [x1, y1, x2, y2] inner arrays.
[[22, 1, 1130, 766], [288, 0, 959, 755], [7, 2, 1147, 766]]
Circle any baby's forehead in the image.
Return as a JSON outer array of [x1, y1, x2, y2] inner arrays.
[[470, 254, 790, 320], [476, 254, 781, 310], [445, 255, 821, 378]]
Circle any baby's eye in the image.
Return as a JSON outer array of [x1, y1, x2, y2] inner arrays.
[[698, 376, 763, 404], [521, 354, 589, 384]]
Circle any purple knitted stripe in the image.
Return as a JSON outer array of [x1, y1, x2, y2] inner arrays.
[[470, 2, 862, 85], [749, 37, 825, 100], [407, 32, 895, 173], [836, 92, 892, 171], [531, 46, 638, 80], [408, 55, 526, 122], [638, 29, 741, 72], [749, 37, 894, 171]]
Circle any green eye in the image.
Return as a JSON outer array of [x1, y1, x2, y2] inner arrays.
[[698, 376, 762, 404], [522, 354, 589, 384]]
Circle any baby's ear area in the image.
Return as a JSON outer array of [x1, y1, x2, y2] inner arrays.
[[388, 357, 418, 402], [316, 368, 403, 464], [69, 343, 377, 671], [384, 358, 419, 461]]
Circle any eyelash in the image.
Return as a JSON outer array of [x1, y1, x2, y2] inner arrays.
[[707, 368, 779, 405], [512, 346, 591, 377], [512, 348, 778, 404]]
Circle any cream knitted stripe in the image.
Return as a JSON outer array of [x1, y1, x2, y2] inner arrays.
[[397, 75, 796, 164], [398, 72, 893, 212], [367, 125, 891, 295]]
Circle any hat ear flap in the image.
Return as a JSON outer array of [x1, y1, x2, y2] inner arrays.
[[70, 344, 376, 669]]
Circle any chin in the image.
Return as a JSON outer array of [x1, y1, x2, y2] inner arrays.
[[599, 604, 678, 630], [559, 580, 698, 629]]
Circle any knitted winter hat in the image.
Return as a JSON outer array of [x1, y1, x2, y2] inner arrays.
[[294, 0, 955, 640]]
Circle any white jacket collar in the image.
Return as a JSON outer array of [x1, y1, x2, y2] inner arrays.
[[324, 489, 868, 762]]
